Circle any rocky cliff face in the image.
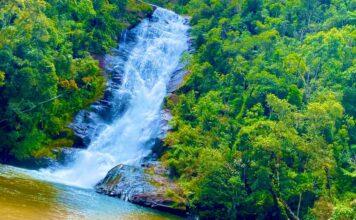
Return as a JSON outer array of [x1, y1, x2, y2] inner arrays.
[[95, 162, 187, 216]]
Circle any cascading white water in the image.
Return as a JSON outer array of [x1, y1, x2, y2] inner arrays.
[[41, 8, 189, 188]]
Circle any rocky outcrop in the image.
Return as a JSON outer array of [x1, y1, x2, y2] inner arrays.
[[95, 162, 187, 216]]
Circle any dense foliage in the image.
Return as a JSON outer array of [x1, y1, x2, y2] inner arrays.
[[0, 0, 354, 218], [0, 0, 152, 162], [162, 0, 356, 219]]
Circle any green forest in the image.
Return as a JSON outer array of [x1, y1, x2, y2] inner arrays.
[[160, 0, 356, 219], [0, 0, 152, 162], [0, 0, 355, 219]]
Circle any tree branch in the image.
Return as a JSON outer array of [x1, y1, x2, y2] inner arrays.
[[20, 94, 64, 113]]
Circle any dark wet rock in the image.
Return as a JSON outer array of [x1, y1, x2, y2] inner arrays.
[[95, 162, 187, 216], [69, 20, 139, 148], [166, 37, 194, 94], [167, 65, 188, 94]]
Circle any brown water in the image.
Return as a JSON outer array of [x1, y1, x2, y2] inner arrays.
[[0, 165, 180, 220]]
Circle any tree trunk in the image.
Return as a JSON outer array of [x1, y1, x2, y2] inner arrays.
[[297, 192, 302, 218]]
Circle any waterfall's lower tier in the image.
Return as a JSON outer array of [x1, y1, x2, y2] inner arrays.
[[39, 7, 190, 189]]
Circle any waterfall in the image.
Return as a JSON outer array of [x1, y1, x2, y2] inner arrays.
[[40, 8, 190, 188]]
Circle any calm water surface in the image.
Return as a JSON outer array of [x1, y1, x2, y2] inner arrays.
[[0, 164, 180, 220]]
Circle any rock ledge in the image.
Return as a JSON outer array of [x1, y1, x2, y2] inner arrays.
[[95, 162, 187, 216]]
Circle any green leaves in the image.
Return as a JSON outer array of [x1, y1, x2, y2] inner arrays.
[[163, 0, 355, 218], [0, 0, 152, 161], [0, 71, 5, 86]]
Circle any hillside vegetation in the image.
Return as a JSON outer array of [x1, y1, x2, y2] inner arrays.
[[0, 0, 152, 163], [161, 0, 356, 219], [0, 0, 354, 219]]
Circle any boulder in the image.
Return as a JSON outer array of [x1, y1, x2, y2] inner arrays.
[[95, 162, 187, 216]]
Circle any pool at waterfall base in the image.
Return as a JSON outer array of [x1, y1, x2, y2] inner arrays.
[[0, 164, 181, 220]]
